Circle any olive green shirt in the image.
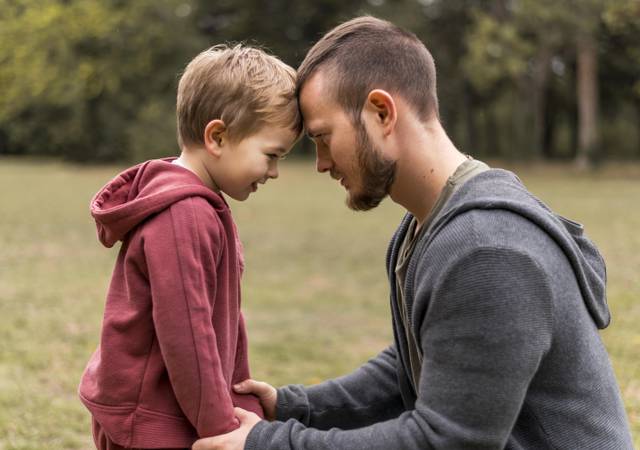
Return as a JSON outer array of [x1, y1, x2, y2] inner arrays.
[[394, 158, 490, 391]]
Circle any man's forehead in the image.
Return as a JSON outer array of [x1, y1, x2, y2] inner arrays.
[[299, 72, 334, 132], [299, 73, 326, 111]]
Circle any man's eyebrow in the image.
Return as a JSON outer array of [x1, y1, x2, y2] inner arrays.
[[305, 129, 321, 139]]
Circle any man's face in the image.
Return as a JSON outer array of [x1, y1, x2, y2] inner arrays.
[[299, 72, 395, 211]]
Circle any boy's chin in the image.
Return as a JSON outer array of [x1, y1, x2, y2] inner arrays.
[[225, 190, 252, 202]]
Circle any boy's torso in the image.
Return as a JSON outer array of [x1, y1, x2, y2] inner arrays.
[[80, 162, 256, 447]]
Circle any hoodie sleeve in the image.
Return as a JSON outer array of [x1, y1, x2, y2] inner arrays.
[[245, 247, 554, 450], [142, 198, 239, 438], [274, 346, 405, 430]]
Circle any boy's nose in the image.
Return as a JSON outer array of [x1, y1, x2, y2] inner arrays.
[[268, 165, 279, 179]]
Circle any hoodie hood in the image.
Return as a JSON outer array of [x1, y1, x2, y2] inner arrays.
[[91, 158, 228, 248], [427, 168, 610, 329]]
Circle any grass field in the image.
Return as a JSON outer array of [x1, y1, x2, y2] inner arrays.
[[0, 157, 638, 448]]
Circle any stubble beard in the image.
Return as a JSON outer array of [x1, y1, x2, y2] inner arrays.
[[346, 122, 397, 211]]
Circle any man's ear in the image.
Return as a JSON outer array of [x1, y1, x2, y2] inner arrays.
[[363, 89, 397, 137], [204, 119, 227, 157]]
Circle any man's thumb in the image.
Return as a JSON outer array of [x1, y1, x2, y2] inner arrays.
[[233, 379, 256, 393], [234, 407, 251, 422]]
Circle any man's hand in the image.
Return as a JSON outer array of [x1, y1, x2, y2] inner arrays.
[[192, 407, 261, 450], [233, 379, 278, 421]]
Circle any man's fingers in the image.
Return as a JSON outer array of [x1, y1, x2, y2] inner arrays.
[[234, 407, 262, 427], [234, 406, 250, 420], [232, 379, 252, 393], [191, 436, 217, 450], [233, 379, 271, 396]]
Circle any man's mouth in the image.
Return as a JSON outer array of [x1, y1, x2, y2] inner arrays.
[[330, 172, 345, 185], [251, 182, 258, 192]]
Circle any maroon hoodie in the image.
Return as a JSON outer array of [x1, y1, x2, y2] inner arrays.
[[78, 158, 263, 448]]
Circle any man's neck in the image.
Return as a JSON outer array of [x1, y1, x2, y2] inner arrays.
[[389, 122, 467, 227]]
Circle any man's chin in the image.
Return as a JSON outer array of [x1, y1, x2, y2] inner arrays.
[[346, 190, 387, 212]]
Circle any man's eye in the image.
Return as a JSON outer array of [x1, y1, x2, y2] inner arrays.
[[313, 135, 328, 146], [267, 153, 278, 160]]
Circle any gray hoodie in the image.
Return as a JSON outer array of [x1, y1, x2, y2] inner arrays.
[[246, 169, 633, 449]]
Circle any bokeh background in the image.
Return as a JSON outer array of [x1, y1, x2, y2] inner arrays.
[[1, 0, 639, 448]]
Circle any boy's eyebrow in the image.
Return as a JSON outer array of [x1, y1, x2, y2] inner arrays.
[[266, 146, 287, 154]]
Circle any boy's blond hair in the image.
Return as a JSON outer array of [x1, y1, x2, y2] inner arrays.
[[177, 44, 302, 148]]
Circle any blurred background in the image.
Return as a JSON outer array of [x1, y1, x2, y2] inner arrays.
[[1, 0, 640, 165], [1, 0, 639, 448]]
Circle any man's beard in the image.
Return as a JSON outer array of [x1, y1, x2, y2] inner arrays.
[[346, 121, 396, 211]]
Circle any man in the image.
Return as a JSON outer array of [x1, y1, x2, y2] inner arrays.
[[194, 16, 633, 450]]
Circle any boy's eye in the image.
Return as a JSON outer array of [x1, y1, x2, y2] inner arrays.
[[267, 153, 287, 161]]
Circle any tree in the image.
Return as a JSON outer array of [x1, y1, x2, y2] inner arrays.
[[0, 0, 205, 161]]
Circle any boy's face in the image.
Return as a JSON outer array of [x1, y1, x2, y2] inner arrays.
[[213, 125, 297, 201]]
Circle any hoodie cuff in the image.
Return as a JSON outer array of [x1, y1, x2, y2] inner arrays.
[[244, 420, 271, 450], [275, 386, 292, 421], [276, 385, 311, 424]]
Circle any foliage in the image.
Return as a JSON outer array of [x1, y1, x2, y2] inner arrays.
[[463, 10, 534, 93], [0, 0, 205, 161], [0, 0, 639, 161]]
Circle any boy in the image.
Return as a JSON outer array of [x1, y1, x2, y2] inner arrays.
[[78, 44, 302, 449]]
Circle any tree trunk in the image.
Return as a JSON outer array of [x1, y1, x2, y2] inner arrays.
[[463, 81, 477, 154], [542, 86, 557, 159], [575, 33, 599, 169], [532, 47, 551, 158], [636, 99, 640, 158]]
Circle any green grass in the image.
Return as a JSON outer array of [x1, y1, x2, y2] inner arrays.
[[0, 157, 638, 448]]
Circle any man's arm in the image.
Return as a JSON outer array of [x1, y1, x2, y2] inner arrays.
[[234, 345, 404, 429], [236, 247, 553, 449], [275, 345, 405, 430]]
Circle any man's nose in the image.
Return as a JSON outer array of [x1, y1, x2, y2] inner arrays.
[[315, 149, 332, 173]]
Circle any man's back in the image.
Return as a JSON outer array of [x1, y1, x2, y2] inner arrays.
[[396, 169, 633, 448]]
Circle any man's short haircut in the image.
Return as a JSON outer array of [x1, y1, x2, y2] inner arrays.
[[177, 44, 302, 147], [297, 16, 439, 123]]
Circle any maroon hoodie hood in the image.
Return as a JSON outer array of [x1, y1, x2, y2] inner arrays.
[[91, 158, 228, 248]]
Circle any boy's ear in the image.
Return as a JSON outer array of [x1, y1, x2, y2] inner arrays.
[[204, 119, 227, 157]]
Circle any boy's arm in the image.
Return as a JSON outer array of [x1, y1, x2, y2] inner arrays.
[[231, 313, 265, 417], [143, 199, 239, 437], [273, 345, 405, 430]]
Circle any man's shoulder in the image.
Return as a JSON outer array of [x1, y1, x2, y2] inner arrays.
[[416, 207, 558, 278], [428, 207, 545, 249]]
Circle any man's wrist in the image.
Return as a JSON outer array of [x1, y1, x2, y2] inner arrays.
[[243, 419, 270, 450], [275, 386, 291, 421]]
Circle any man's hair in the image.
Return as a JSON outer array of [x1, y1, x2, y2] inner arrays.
[[177, 44, 302, 147], [297, 16, 439, 123]]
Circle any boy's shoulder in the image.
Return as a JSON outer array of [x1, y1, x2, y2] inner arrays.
[[144, 194, 230, 233], [125, 194, 235, 254]]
